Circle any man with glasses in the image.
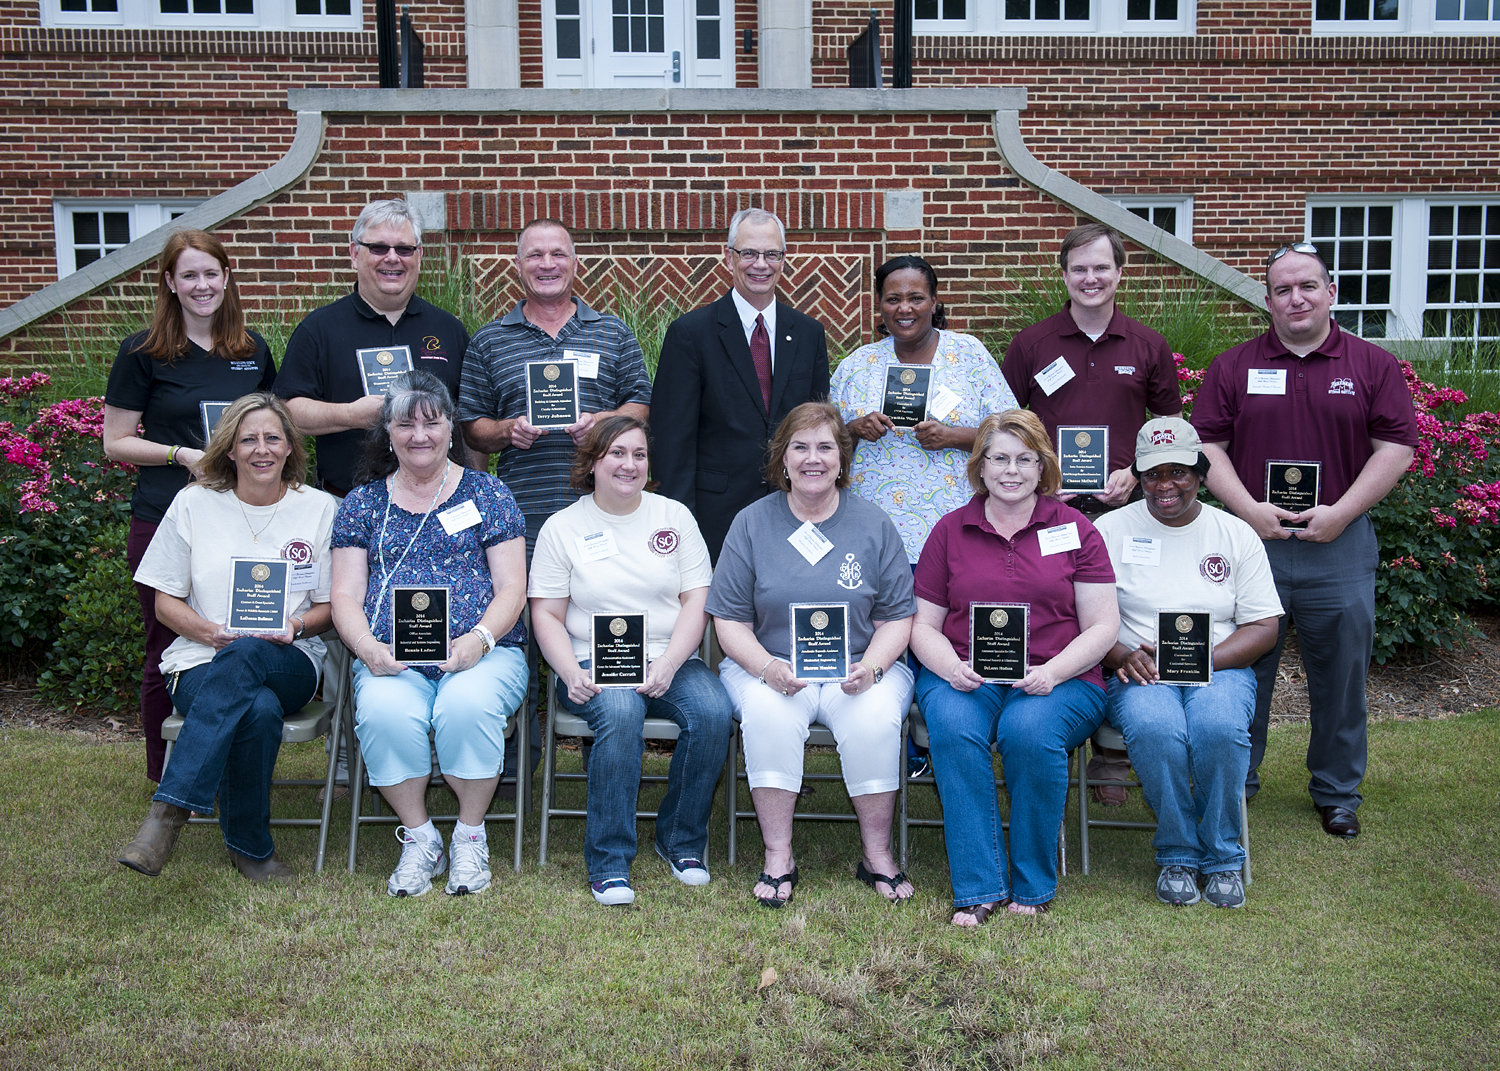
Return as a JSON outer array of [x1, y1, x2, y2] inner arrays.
[[652, 207, 831, 561], [276, 198, 472, 498], [1191, 242, 1416, 839]]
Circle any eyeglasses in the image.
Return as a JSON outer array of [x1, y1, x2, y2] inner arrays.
[[984, 454, 1040, 471], [1266, 241, 1320, 269], [729, 247, 785, 264], [358, 241, 420, 259]]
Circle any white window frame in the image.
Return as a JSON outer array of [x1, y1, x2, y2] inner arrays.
[[912, 0, 1195, 36], [1303, 196, 1500, 345], [1312, 0, 1500, 35], [39, 0, 361, 31], [1111, 195, 1193, 243], [541, 0, 734, 88], [53, 199, 201, 280]]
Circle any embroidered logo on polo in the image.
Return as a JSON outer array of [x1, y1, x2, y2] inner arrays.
[[420, 336, 449, 362], [1115, 365, 1137, 375], [1199, 554, 1230, 584], [282, 539, 314, 564], [1149, 427, 1178, 445], [1329, 377, 1356, 396], [649, 528, 680, 555], [229, 360, 260, 372], [837, 553, 864, 590]]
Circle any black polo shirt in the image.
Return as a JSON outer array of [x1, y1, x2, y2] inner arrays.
[[274, 288, 469, 492]]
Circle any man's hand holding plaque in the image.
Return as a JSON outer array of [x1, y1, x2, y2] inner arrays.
[[526, 360, 581, 428], [1265, 460, 1321, 531], [357, 345, 415, 397], [969, 602, 1029, 683], [790, 603, 849, 682], [392, 586, 450, 665], [591, 612, 647, 687]]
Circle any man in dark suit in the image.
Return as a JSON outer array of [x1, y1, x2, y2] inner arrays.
[[652, 208, 831, 560]]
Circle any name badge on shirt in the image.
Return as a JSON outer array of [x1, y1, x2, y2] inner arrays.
[[438, 499, 483, 535], [1121, 536, 1161, 567], [565, 350, 601, 379], [1037, 522, 1082, 556], [927, 383, 962, 422], [787, 520, 835, 566], [1247, 368, 1287, 395], [1035, 356, 1077, 396], [288, 561, 320, 592], [576, 530, 619, 562]]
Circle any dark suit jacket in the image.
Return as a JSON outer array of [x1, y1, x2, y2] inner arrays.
[[652, 291, 831, 560]]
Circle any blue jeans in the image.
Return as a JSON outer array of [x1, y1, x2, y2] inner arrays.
[[1105, 668, 1254, 874], [154, 639, 319, 860], [558, 657, 734, 882], [915, 668, 1104, 907]]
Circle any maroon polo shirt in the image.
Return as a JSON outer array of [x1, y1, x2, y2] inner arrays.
[[914, 494, 1116, 690], [1191, 322, 1418, 508], [1003, 305, 1182, 473]]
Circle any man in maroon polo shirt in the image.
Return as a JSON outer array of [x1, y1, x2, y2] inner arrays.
[[1003, 222, 1182, 803], [1191, 242, 1417, 839]]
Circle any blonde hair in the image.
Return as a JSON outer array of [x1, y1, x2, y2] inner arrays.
[[196, 393, 307, 493], [966, 409, 1061, 497]]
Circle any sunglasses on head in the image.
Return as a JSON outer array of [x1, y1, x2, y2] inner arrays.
[[1266, 241, 1320, 269]]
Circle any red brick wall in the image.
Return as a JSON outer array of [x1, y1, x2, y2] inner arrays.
[[519, 0, 545, 87]]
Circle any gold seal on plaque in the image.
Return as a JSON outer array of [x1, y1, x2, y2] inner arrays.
[[609, 617, 628, 637], [250, 563, 271, 582], [376, 349, 395, 366], [412, 592, 431, 611], [1175, 614, 1195, 634], [989, 608, 1009, 629], [899, 368, 917, 385], [543, 363, 561, 381], [809, 611, 829, 630], [1285, 467, 1302, 485], [1074, 431, 1092, 448]]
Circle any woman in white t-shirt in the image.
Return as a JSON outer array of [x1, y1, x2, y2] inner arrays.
[[529, 415, 733, 907], [1094, 418, 1283, 911], [117, 393, 339, 884]]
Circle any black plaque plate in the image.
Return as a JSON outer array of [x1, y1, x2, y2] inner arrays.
[[1057, 425, 1110, 494], [591, 612, 647, 687], [526, 360, 581, 428], [199, 400, 232, 446], [1156, 609, 1213, 686], [969, 602, 1029, 683], [392, 586, 450, 665], [880, 364, 932, 428], [790, 603, 849, 682], [1265, 460, 1321, 530], [357, 345, 415, 397], [225, 558, 290, 635]]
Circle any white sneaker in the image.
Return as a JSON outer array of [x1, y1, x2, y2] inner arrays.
[[446, 830, 492, 896], [590, 878, 636, 905], [387, 826, 447, 898], [655, 843, 711, 886]]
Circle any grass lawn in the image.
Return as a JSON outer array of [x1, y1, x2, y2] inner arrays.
[[2, 711, 1497, 1070]]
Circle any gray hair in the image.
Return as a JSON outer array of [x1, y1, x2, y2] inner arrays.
[[352, 198, 425, 246], [727, 207, 786, 250], [383, 369, 454, 428]]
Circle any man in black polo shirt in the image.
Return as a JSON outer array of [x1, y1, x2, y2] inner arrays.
[[275, 198, 472, 496]]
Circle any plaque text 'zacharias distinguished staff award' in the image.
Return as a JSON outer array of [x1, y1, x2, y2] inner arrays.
[[1265, 460, 1321, 530], [392, 586, 450, 665], [880, 364, 932, 428], [969, 602, 1029, 683], [226, 558, 290, 635], [1156, 609, 1213, 686], [526, 360, 581, 428], [1056, 426, 1109, 494], [357, 345, 415, 397], [591, 612, 647, 687], [790, 603, 850, 682]]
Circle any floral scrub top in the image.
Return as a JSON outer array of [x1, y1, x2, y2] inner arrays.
[[832, 330, 1017, 563], [332, 467, 528, 679]]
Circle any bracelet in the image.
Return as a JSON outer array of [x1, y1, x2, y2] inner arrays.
[[757, 657, 779, 685], [469, 624, 494, 655], [166, 445, 181, 467], [293, 617, 305, 639], [354, 633, 376, 659]]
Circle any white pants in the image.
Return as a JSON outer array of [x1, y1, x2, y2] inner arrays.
[[720, 658, 914, 797]]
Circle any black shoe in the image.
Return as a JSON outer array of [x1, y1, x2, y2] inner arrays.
[[1317, 805, 1360, 839]]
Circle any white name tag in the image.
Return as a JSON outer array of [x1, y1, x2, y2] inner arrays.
[[1037, 521, 1082, 556], [1035, 356, 1076, 396], [288, 561, 320, 592], [576, 530, 619, 562], [1120, 536, 1161, 567], [787, 520, 834, 566], [1248, 368, 1287, 395], [438, 499, 483, 535], [927, 383, 962, 422], [565, 349, 601, 379]]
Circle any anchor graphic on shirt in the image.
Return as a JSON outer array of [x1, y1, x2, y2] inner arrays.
[[837, 553, 864, 590]]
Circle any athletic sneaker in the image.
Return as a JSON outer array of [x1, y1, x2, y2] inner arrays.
[[655, 843, 710, 886], [590, 877, 636, 905], [446, 830, 492, 896], [387, 826, 447, 898], [1201, 868, 1246, 909], [1156, 864, 1202, 906]]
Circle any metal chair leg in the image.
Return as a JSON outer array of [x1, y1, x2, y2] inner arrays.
[[726, 725, 739, 866], [538, 688, 559, 867]]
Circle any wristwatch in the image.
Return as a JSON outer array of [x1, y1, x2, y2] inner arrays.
[[864, 661, 883, 685]]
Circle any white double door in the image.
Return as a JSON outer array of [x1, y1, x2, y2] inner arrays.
[[546, 0, 731, 88]]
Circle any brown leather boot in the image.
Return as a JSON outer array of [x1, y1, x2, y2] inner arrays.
[[229, 850, 295, 884], [117, 801, 191, 876]]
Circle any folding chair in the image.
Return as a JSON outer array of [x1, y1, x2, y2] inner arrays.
[[1077, 722, 1251, 885]]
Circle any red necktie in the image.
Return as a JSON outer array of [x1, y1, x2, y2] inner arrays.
[[751, 313, 772, 412]]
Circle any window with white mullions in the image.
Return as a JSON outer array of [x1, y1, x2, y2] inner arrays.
[[1112, 196, 1193, 243], [1309, 205, 1395, 339], [913, 0, 1192, 35], [1424, 204, 1500, 346], [71, 211, 133, 271], [613, 0, 665, 53], [915, 0, 966, 16]]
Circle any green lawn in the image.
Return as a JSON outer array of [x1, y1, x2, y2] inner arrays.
[[1, 712, 1496, 1070]]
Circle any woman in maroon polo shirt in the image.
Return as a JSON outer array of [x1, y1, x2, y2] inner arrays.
[[911, 409, 1118, 924]]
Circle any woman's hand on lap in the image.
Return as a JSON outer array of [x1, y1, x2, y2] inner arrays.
[[1016, 664, 1061, 697], [841, 661, 876, 696], [637, 656, 677, 699], [1116, 644, 1159, 685], [438, 632, 486, 675], [762, 660, 807, 697], [565, 668, 601, 706], [946, 660, 985, 693]]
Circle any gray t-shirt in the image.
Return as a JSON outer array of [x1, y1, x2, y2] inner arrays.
[[707, 490, 916, 661]]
